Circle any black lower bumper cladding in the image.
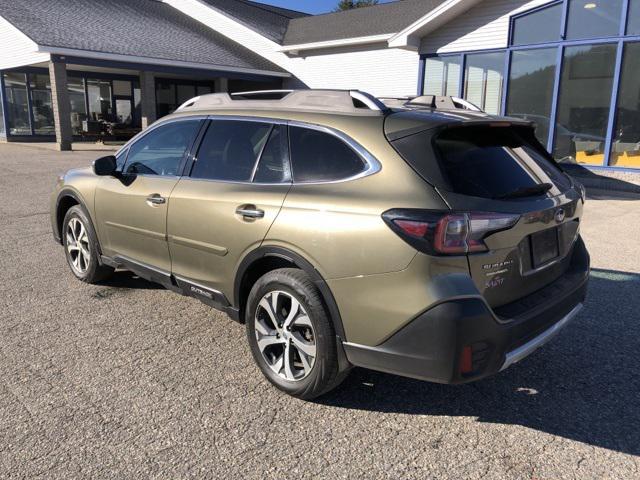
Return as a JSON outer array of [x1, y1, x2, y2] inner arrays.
[[344, 238, 590, 384]]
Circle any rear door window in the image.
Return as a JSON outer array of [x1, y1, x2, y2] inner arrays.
[[191, 120, 272, 182], [289, 126, 367, 183], [392, 125, 571, 199]]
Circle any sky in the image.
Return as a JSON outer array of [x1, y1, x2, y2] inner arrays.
[[254, 0, 394, 15]]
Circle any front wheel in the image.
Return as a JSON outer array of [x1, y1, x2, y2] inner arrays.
[[62, 205, 113, 284], [245, 268, 348, 400]]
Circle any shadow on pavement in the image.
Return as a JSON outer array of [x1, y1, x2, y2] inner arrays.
[[320, 268, 640, 456], [98, 270, 164, 290]]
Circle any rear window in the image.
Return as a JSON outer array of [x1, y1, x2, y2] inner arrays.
[[392, 125, 571, 199]]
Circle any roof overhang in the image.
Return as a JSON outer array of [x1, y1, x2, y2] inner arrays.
[[38, 46, 290, 79], [279, 33, 394, 55], [388, 0, 483, 50]]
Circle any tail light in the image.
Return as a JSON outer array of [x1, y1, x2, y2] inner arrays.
[[383, 209, 520, 255]]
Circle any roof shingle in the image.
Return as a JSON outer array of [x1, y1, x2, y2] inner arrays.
[[199, 0, 308, 44], [283, 0, 447, 46], [0, 0, 286, 74]]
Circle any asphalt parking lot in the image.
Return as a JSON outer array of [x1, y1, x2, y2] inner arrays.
[[0, 144, 639, 479]]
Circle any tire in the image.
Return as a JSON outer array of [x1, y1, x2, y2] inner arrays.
[[62, 205, 114, 284], [245, 268, 348, 400]]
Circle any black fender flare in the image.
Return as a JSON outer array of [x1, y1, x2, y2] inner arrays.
[[234, 246, 347, 340], [53, 188, 86, 243]]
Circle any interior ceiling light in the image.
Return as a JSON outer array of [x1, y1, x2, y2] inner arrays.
[[584, 2, 597, 9]]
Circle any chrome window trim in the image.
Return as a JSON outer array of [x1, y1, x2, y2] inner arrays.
[[169, 115, 382, 186], [287, 120, 382, 185]]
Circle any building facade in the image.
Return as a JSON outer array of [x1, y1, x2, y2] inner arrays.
[[0, 0, 638, 173]]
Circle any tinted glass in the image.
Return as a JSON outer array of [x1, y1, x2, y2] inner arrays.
[[177, 84, 196, 106], [512, 3, 562, 45], [566, 0, 623, 40], [124, 120, 200, 176], [506, 48, 557, 146], [4, 72, 30, 135], [253, 125, 291, 183], [423, 56, 461, 96], [610, 42, 640, 168], [112, 80, 131, 97], [628, 0, 640, 34], [191, 120, 272, 181], [0, 85, 5, 135], [68, 76, 87, 135], [393, 126, 570, 199], [87, 79, 112, 121], [289, 127, 367, 183], [553, 44, 616, 164], [156, 82, 176, 118], [464, 52, 504, 115], [29, 74, 54, 135]]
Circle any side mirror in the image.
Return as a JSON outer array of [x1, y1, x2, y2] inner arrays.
[[93, 155, 117, 176]]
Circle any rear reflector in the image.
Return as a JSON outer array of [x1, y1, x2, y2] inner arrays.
[[460, 346, 473, 374], [383, 209, 520, 256]]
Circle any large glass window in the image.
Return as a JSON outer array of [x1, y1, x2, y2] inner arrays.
[[610, 42, 640, 168], [553, 44, 617, 164], [29, 74, 54, 135], [87, 79, 112, 121], [566, 0, 623, 40], [177, 85, 196, 107], [191, 120, 272, 182], [156, 82, 176, 118], [124, 120, 201, 176], [0, 85, 5, 135], [464, 52, 504, 115], [4, 73, 30, 135], [511, 3, 562, 46], [423, 56, 461, 96], [68, 76, 87, 136], [506, 48, 557, 146], [628, 0, 640, 35], [289, 127, 367, 183]]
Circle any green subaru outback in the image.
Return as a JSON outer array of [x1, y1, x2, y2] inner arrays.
[[51, 90, 589, 399]]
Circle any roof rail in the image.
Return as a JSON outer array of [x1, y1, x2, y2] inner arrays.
[[176, 89, 389, 115], [404, 95, 482, 112]]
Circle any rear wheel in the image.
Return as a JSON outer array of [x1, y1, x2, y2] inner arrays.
[[246, 268, 347, 399], [62, 205, 113, 283]]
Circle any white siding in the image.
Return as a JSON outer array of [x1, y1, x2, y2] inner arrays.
[[287, 48, 420, 97], [0, 15, 49, 69], [166, 0, 419, 96], [420, 0, 556, 54]]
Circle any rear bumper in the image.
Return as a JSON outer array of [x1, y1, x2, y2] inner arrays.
[[343, 238, 590, 384]]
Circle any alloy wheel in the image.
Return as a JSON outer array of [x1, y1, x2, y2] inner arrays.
[[254, 290, 317, 381], [66, 217, 90, 274]]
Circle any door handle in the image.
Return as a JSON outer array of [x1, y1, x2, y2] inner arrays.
[[146, 194, 166, 205], [236, 205, 265, 219]]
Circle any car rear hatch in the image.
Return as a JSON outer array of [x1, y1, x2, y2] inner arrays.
[[385, 111, 585, 310]]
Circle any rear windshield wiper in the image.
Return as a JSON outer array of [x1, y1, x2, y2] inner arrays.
[[493, 183, 553, 200]]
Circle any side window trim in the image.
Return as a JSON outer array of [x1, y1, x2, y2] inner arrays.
[[185, 115, 292, 185], [249, 123, 275, 182], [287, 120, 382, 184], [120, 116, 206, 177]]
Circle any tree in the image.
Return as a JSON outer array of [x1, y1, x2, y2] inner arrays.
[[334, 0, 379, 11]]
